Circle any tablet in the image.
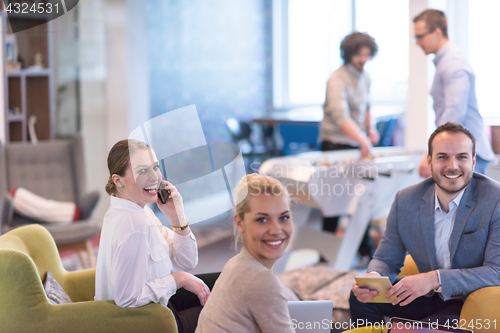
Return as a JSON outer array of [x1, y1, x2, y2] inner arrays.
[[388, 317, 474, 333], [354, 276, 396, 303]]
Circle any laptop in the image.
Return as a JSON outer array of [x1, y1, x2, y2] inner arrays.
[[388, 317, 474, 333], [287, 301, 333, 333]]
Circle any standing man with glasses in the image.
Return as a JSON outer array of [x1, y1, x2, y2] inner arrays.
[[413, 9, 494, 177]]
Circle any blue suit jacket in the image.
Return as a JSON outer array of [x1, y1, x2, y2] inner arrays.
[[367, 173, 500, 301]]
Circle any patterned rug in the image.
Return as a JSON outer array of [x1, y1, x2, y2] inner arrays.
[[61, 246, 99, 271]]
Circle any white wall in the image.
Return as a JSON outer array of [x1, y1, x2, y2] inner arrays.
[[405, 0, 432, 150], [0, 13, 5, 143], [79, 0, 150, 225], [126, 0, 150, 131], [79, 0, 109, 224], [104, 0, 129, 146]]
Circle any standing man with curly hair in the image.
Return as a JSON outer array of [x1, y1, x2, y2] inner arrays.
[[319, 32, 379, 258], [320, 32, 379, 160]]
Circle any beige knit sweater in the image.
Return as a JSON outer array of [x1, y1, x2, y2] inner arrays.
[[195, 247, 295, 333]]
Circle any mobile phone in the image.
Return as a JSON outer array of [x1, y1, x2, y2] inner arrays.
[[157, 183, 171, 204]]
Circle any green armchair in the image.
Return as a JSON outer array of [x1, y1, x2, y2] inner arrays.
[[0, 224, 178, 333]]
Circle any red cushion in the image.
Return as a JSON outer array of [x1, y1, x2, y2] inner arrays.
[[73, 207, 81, 222]]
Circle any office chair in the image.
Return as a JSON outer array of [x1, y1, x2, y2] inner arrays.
[[226, 117, 269, 171]]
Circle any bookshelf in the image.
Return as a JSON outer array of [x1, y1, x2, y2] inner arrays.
[[3, 7, 54, 142]]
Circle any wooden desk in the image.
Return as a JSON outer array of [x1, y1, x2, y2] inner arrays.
[[491, 126, 500, 154], [252, 105, 404, 125], [486, 155, 500, 183], [252, 107, 323, 125], [253, 106, 404, 155]]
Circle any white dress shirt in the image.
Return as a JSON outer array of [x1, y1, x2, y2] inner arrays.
[[431, 42, 494, 161], [370, 189, 465, 290], [434, 189, 464, 291], [95, 196, 198, 307]]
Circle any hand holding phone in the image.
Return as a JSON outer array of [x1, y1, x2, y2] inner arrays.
[[157, 182, 171, 204]]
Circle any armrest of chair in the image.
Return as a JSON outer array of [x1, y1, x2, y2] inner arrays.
[[1, 194, 14, 229], [60, 269, 178, 332], [78, 191, 100, 220], [460, 287, 500, 332], [0, 249, 56, 331], [63, 268, 96, 302], [397, 254, 419, 278], [46, 300, 178, 333]]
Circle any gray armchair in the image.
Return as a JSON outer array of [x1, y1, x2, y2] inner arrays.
[[0, 134, 100, 268]]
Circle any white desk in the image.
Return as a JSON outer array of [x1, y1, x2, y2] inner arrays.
[[259, 147, 426, 270]]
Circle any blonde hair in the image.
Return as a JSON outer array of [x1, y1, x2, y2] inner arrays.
[[232, 173, 290, 247], [105, 139, 150, 195]]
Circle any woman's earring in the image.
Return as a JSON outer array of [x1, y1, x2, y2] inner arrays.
[[118, 184, 123, 188]]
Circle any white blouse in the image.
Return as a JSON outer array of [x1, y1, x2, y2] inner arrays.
[[95, 196, 198, 307]]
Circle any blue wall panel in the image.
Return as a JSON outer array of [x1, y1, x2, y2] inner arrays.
[[146, 0, 272, 143]]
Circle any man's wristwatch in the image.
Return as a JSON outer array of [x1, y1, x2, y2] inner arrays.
[[172, 218, 189, 232]]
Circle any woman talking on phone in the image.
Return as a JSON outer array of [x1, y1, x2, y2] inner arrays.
[[95, 139, 218, 333], [196, 174, 296, 332]]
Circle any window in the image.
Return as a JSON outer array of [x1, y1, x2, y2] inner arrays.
[[355, 0, 409, 110], [273, 0, 352, 108], [273, 0, 409, 117], [287, 0, 352, 106], [469, 0, 500, 124]]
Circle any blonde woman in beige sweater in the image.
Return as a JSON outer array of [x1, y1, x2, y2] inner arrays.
[[195, 174, 295, 333]]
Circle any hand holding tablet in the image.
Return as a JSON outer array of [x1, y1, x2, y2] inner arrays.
[[354, 276, 397, 303]]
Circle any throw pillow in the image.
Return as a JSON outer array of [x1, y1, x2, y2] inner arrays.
[[43, 271, 72, 304]]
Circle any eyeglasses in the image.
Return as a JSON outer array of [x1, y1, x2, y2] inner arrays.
[[414, 30, 433, 41]]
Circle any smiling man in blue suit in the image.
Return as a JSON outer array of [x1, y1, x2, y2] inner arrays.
[[350, 122, 500, 323]]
